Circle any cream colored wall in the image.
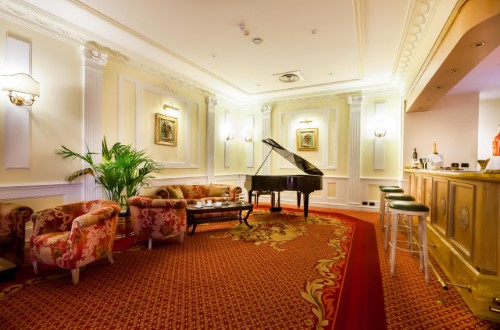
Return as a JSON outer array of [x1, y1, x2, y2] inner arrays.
[[403, 93, 480, 170], [102, 60, 208, 178], [213, 102, 262, 175], [270, 97, 350, 176], [360, 91, 402, 178], [0, 18, 83, 186]]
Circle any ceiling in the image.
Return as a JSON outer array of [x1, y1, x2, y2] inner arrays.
[[3, 0, 499, 103]]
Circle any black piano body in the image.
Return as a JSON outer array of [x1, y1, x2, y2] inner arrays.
[[248, 139, 324, 220]]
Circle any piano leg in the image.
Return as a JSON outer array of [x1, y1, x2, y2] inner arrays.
[[303, 193, 310, 221], [297, 191, 301, 207], [270, 191, 282, 212]]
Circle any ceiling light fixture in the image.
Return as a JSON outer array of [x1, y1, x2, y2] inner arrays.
[[251, 38, 263, 45], [275, 70, 304, 83], [448, 69, 460, 73], [471, 41, 486, 48]]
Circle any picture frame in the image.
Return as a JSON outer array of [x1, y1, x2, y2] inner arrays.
[[155, 113, 178, 147], [296, 128, 318, 151]]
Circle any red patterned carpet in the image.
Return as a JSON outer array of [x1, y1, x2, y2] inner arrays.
[[1, 205, 498, 329], [0, 207, 384, 329]]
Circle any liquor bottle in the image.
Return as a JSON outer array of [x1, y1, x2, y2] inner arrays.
[[493, 122, 500, 156], [432, 143, 438, 155], [412, 148, 418, 161]]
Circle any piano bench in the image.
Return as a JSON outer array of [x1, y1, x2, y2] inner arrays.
[[253, 191, 274, 206]]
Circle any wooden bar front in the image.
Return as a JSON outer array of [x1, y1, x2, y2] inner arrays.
[[405, 169, 500, 322]]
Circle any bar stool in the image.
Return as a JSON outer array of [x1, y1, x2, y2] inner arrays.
[[388, 200, 430, 283], [383, 193, 415, 250], [379, 186, 404, 230]]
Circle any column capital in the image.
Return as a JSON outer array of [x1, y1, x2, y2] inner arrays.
[[208, 96, 217, 112], [347, 95, 363, 108], [81, 47, 108, 69], [261, 104, 272, 114]]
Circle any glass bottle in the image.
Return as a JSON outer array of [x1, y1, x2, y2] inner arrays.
[[493, 122, 500, 156], [432, 143, 438, 155], [412, 148, 418, 161]]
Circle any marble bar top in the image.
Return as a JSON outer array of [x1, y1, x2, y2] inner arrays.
[[404, 168, 500, 183]]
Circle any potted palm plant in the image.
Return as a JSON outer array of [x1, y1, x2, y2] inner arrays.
[[57, 137, 163, 214]]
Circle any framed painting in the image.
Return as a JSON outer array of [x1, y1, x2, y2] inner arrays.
[[155, 113, 178, 147], [296, 128, 318, 151]]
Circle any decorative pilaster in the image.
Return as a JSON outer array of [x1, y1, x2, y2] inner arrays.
[[206, 96, 216, 182], [260, 104, 272, 175], [81, 47, 107, 200], [347, 96, 363, 204]]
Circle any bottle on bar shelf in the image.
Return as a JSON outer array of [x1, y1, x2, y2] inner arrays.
[[493, 122, 500, 156], [432, 143, 438, 155]]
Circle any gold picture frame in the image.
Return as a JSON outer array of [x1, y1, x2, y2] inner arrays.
[[296, 128, 318, 151], [155, 113, 178, 147]]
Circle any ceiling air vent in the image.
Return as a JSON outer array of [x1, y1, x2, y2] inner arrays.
[[274, 70, 304, 83]]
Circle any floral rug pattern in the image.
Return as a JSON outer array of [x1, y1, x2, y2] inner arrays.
[[213, 208, 354, 328], [211, 210, 307, 251]]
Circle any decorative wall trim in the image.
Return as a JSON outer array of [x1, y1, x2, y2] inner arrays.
[[4, 34, 31, 169], [347, 96, 363, 204], [81, 46, 107, 201], [0, 182, 83, 203], [118, 74, 200, 169], [279, 107, 338, 170]]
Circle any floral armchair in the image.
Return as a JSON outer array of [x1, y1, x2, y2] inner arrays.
[[0, 202, 34, 266], [127, 197, 187, 250], [30, 200, 121, 284]]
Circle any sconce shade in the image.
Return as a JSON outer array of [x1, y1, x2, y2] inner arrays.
[[1, 73, 40, 106], [373, 120, 387, 138]]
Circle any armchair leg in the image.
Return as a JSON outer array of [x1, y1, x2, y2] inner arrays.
[[71, 268, 79, 285], [179, 231, 184, 243], [107, 251, 114, 264], [148, 238, 153, 250], [32, 261, 38, 275]]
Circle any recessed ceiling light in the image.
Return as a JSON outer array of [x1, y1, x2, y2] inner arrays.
[[210, 53, 217, 58], [310, 29, 319, 35], [274, 70, 304, 83], [472, 41, 486, 48], [251, 38, 263, 45], [448, 69, 459, 73]]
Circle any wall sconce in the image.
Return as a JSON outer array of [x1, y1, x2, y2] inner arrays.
[[163, 102, 179, 111], [373, 120, 387, 138], [225, 133, 234, 141], [1, 73, 40, 106], [244, 129, 254, 142]]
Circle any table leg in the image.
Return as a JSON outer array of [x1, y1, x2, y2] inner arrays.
[[242, 209, 253, 229], [189, 222, 198, 235]]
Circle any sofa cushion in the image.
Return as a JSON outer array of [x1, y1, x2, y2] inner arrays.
[[156, 188, 169, 199], [167, 187, 184, 199], [208, 184, 228, 197]]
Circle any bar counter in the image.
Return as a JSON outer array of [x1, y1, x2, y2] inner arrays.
[[404, 169, 500, 322]]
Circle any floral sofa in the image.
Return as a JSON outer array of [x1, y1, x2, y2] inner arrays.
[[128, 184, 242, 248], [0, 202, 34, 266], [30, 200, 121, 284]]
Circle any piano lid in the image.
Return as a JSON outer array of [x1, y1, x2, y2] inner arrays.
[[262, 138, 324, 176]]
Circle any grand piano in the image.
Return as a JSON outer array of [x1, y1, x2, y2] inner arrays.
[[247, 138, 323, 220]]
